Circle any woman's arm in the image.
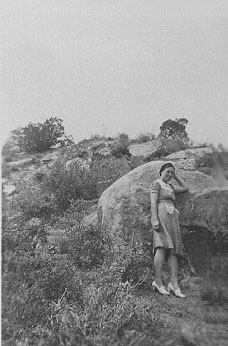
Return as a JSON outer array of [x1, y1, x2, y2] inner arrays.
[[173, 174, 189, 193], [150, 192, 160, 231]]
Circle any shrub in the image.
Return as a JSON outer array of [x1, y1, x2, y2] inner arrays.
[[111, 145, 131, 158], [42, 156, 132, 210], [111, 133, 131, 158], [65, 223, 109, 270], [50, 200, 110, 270], [43, 161, 97, 210], [10, 117, 74, 153], [13, 154, 133, 221], [15, 184, 56, 221]]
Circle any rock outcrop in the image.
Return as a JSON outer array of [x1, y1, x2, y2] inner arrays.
[[166, 147, 214, 171], [129, 140, 161, 159], [98, 160, 228, 261]]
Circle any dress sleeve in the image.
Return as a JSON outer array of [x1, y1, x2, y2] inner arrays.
[[150, 180, 161, 194]]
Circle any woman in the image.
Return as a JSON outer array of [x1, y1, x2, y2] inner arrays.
[[150, 162, 189, 298]]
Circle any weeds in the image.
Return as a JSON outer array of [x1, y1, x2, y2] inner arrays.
[[3, 136, 228, 346]]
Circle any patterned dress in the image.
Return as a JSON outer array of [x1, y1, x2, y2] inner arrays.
[[150, 178, 184, 257]]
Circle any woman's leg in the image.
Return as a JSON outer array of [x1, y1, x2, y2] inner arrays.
[[154, 247, 166, 286], [168, 253, 179, 289]]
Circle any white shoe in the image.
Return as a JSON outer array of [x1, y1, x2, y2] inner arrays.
[[167, 283, 186, 298], [152, 281, 170, 295]]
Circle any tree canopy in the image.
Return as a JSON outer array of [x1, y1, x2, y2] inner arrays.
[[10, 117, 74, 153], [159, 118, 189, 140]]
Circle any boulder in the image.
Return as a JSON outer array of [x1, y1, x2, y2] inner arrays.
[[98, 160, 228, 258], [129, 140, 161, 158], [166, 147, 214, 170], [166, 147, 228, 186]]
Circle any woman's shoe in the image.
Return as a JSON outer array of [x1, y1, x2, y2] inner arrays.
[[152, 281, 170, 295], [167, 283, 186, 298]]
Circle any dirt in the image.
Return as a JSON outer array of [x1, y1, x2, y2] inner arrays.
[[134, 276, 228, 346]]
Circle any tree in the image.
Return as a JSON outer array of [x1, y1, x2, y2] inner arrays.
[[10, 117, 74, 153], [159, 118, 189, 140]]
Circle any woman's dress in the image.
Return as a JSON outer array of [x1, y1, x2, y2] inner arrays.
[[150, 179, 184, 257]]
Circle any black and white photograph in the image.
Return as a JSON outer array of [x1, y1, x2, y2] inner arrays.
[[1, 1, 228, 345]]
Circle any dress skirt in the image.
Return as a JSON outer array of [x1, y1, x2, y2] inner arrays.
[[153, 202, 185, 257]]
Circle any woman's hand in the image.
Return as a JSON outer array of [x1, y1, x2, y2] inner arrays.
[[172, 173, 189, 192], [173, 173, 178, 180], [152, 219, 160, 232]]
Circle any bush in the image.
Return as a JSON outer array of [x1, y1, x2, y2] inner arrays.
[[43, 161, 97, 210], [42, 156, 132, 211], [10, 117, 74, 153], [48, 200, 110, 269], [111, 133, 131, 158], [66, 224, 109, 270], [13, 154, 133, 222], [15, 184, 56, 221]]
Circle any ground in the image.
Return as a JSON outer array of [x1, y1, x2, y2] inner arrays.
[[133, 275, 228, 346]]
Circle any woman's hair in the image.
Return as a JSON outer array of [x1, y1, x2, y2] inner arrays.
[[159, 162, 175, 176]]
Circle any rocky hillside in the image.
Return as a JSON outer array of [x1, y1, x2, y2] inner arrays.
[[2, 139, 228, 346]]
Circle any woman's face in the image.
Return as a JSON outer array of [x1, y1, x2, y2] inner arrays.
[[160, 167, 175, 183]]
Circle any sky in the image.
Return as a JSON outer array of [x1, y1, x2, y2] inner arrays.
[[1, 0, 228, 147]]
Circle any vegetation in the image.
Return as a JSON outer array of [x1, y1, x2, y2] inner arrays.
[[12, 154, 134, 221], [159, 118, 189, 141], [130, 133, 156, 144], [4, 117, 74, 154], [2, 193, 164, 346], [2, 117, 228, 346], [111, 133, 131, 158]]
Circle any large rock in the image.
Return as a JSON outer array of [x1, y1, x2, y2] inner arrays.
[[129, 140, 161, 158], [165, 147, 214, 173], [166, 147, 214, 171], [166, 147, 228, 186], [98, 161, 228, 253]]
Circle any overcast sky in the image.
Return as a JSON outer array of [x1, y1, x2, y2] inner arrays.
[[1, 0, 228, 147]]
